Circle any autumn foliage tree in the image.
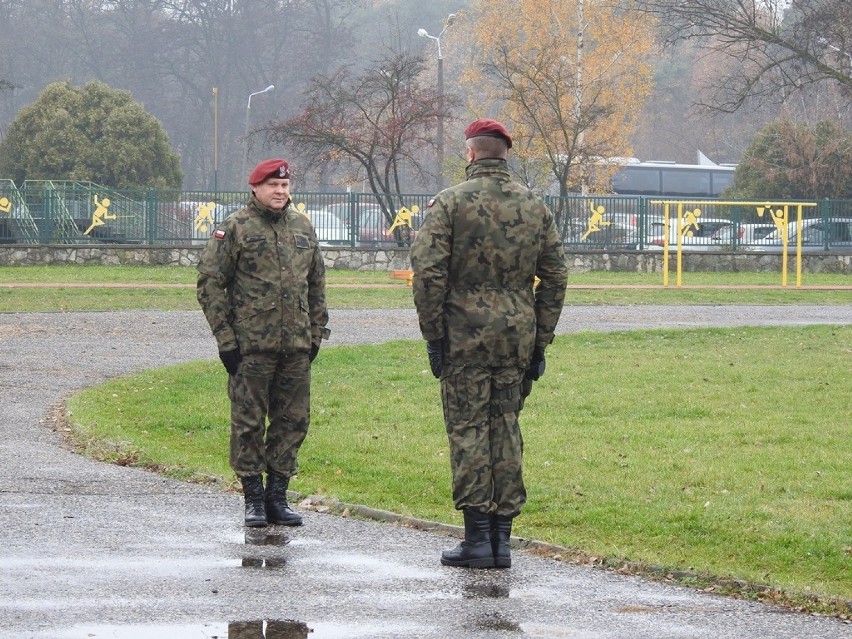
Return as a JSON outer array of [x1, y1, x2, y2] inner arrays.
[[260, 52, 455, 212], [726, 119, 852, 200], [460, 0, 655, 200]]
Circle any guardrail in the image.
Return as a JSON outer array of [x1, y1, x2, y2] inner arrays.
[[0, 184, 849, 261]]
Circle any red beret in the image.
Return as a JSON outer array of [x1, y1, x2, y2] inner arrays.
[[248, 159, 290, 185], [464, 118, 512, 149]]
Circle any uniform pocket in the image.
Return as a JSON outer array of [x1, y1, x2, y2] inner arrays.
[[440, 367, 480, 428], [233, 294, 278, 352], [490, 382, 522, 417]]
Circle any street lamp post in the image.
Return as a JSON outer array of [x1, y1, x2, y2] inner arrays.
[[418, 13, 456, 191], [212, 86, 219, 192], [240, 84, 275, 184]]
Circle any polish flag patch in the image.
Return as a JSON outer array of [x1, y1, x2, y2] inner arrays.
[[214, 229, 226, 239]]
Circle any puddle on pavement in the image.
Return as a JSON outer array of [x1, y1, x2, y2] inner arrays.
[[243, 530, 291, 547], [51, 619, 423, 638], [308, 551, 436, 580], [240, 556, 287, 569], [475, 611, 522, 632], [1, 556, 243, 576], [464, 582, 510, 599]]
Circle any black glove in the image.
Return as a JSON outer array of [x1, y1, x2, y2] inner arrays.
[[218, 348, 242, 376], [309, 343, 320, 363], [425, 339, 444, 379], [525, 346, 545, 381]]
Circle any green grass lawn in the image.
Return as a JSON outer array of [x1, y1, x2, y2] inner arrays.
[[0, 265, 850, 311], [65, 325, 852, 614]]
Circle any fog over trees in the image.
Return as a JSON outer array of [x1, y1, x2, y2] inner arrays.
[[0, 0, 848, 192]]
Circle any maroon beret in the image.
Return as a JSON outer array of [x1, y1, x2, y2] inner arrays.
[[248, 159, 290, 185], [464, 118, 512, 149]]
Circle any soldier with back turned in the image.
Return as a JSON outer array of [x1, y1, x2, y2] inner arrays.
[[410, 119, 568, 568]]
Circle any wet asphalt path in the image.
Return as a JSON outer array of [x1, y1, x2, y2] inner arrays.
[[1, 306, 850, 639]]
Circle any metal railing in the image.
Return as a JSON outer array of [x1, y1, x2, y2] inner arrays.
[[1, 183, 850, 254]]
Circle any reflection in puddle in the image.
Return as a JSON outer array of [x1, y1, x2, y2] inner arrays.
[[241, 557, 287, 569], [244, 530, 290, 547], [241, 530, 289, 571], [464, 582, 510, 599], [229, 619, 309, 638], [52, 619, 423, 638], [476, 611, 522, 632]]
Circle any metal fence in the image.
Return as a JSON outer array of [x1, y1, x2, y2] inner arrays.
[[1, 180, 850, 253]]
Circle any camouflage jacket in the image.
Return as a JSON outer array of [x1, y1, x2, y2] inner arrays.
[[196, 196, 330, 355], [410, 159, 567, 367]]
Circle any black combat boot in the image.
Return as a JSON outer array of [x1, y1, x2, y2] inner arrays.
[[492, 515, 513, 568], [440, 509, 496, 568], [241, 475, 267, 527], [266, 472, 303, 526]]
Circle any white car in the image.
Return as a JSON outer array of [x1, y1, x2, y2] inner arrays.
[[748, 217, 852, 253], [305, 210, 350, 246], [644, 217, 732, 251]]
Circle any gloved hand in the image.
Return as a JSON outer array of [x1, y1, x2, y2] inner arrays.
[[309, 343, 320, 363], [425, 339, 444, 379], [525, 346, 545, 381], [218, 348, 242, 376]]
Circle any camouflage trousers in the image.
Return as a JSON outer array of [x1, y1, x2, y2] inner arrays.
[[440, 364, 526, 517], [227, 351, 311, 478]]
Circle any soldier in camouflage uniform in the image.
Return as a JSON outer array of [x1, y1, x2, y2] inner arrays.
[[410, 119, 567, 568], [197, 159, 330, 528]]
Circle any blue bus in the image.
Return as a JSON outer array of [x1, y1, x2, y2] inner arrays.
[[611, 161, 736, 198]]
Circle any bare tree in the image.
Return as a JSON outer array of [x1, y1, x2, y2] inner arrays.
[[0, 0, 366, 189], [635, 0, 852, 113], [259, 51, 456, 211]]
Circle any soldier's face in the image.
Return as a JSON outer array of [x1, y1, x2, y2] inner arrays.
[[253, 178, 291, 211]]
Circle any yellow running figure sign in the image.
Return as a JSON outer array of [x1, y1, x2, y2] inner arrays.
[[83, 195, 116, 235]]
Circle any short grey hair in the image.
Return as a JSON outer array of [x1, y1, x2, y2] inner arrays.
[[467, 135, 509, 159]]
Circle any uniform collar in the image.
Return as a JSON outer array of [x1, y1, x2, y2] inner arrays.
[[465, 158, 510, 180], [249, 195, 290, 220]]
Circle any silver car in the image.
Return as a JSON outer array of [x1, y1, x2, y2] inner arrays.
[[748, 217, 852, 253], [305, 210, 350, 246]]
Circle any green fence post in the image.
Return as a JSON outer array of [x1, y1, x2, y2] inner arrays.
[[349, 190, 357, 248], [42, 187, 53, 244], [818, 198, 830, 251], [146, 188, 156, 244]]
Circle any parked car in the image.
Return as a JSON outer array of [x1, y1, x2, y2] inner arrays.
[[644, 217, 732, 251], [710, 222, 776, 249], [747, 217, 852, 253], [305, 210, 349, 246], [356, 208, 418, 246], [322, 202, 384, 228], [575, 220, 638, 247]]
